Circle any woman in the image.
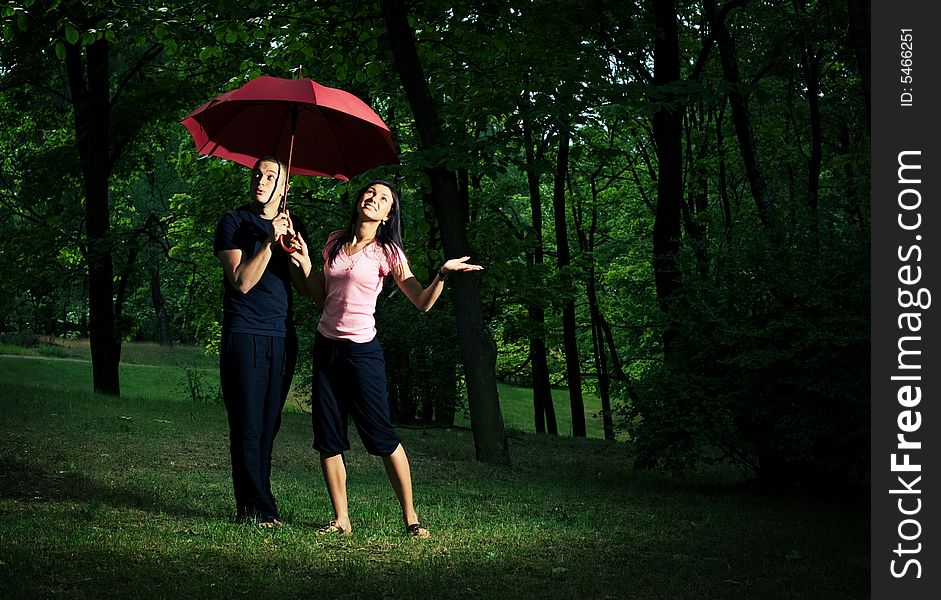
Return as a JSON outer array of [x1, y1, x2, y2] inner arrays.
[[290, 180, 481, 538], [214, 155, 306, 527]]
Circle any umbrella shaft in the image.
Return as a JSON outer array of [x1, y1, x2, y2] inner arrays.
[[281, 129, 296, 213]]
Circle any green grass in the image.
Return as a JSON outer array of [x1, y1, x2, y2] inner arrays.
[[486, 383, 610, 439], [0, 337, 217, 369], [0, 348, 869, 599], [0, 340, 606, 435]]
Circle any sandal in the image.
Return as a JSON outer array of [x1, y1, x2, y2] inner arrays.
[[318, 520, 350, 535], [406, 522, 430, 539]]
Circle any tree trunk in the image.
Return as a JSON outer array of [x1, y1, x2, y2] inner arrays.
[[846, 0, 871, 134], [716, 103, 733, 234], [597, 310, 640, 405], [704, 0, 773, 227], [800, 42, 822, 226], [143, 214, 172, 345], [381, 0, 509, 464], [575, 176, 614, 440], [430, 166, 509, 460], [652, 0, 684, 356], [66, 38, 120, 395], [838, 122, 865, 234], [683, 107, 711, 280], [551, 128, 586, 437], [529, 332, 557, 434], [435, 363, 458, 427], [588, 276, 614, 440], [149, 246, 171, 345], [522, 111, 557, 435]]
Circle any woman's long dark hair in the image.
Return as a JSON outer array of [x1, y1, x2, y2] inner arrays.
[[326, 180, 404, 271]]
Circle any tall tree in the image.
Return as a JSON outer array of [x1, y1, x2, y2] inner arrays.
[[651, 0, 684, 354], [380, 0, 509, 464], [521, 91, 557, 436], [64, 33, 120, 394], [704, 0, 774, 227], [574, 168, 616, 440], [3, 1, 225, 393], [551, 125, 586, 437], [845, 0, 870, 133]]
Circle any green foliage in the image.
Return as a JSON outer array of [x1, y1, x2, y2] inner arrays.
[[0, 331, 42, 347], [378, 292, 463, 425], [1, 0, 871, 473], [0, 0, 245, 347], [181, 361, 222, 404], [624, 229, 870, 486], [606, 0, 872, 484]]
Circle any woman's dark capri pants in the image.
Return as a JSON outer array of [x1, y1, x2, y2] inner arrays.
[[311, 332, 402, 457]]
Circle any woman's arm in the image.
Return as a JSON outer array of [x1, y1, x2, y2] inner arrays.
[[288, 232, 327, 306], [394, 256, 483, 313]]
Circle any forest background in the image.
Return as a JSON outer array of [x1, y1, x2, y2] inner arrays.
[[0, 0, 870, 485]]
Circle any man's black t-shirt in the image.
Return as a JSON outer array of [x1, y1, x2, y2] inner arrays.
[[213, 205, 307, 337]]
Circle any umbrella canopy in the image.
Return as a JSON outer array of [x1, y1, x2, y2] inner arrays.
[[181, 76, 398, 181]]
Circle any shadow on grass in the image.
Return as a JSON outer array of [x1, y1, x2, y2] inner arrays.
[[0, 455, 215, 519], [0, 514, 870, 600], [0, 539, 633, 599], [0, 431, 870, 600]]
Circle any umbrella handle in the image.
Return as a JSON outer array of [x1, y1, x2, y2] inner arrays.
[[277, 107, 299, 256], [279, 233, 296, 254]]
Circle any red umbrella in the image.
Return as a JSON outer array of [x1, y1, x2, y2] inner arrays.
[[181, 76, 398, 180], [181, 75, 399, 251]]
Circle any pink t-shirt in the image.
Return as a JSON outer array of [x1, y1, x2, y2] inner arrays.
[[317, 230, 407, 343]]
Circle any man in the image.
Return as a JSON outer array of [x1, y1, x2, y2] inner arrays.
[[213, 155, 307, 527]]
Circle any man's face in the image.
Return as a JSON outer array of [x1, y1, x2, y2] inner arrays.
[[252, 160, 283, 205]]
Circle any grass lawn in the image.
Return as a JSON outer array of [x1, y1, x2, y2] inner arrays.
[[0, 348, 869, 599], [467, 383, 612, 439], [0, 337, 218, 369]]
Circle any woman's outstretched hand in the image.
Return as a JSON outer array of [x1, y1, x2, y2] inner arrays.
[[441, 256, 484, 275]]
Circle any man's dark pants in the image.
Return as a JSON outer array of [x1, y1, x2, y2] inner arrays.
[[220, 331, 296, 522]]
